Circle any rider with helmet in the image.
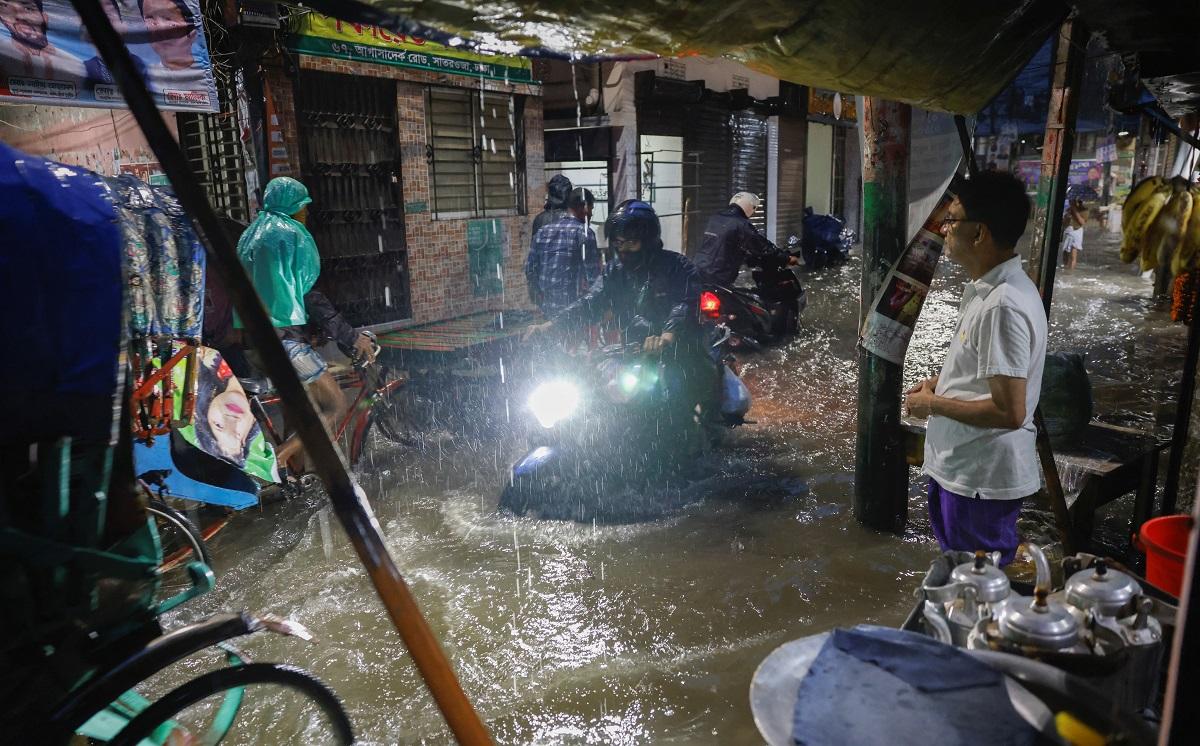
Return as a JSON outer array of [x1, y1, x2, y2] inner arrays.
[[692, 191, 797, 287], [525, 199, 700, 349], [524, 199, 715, 424]]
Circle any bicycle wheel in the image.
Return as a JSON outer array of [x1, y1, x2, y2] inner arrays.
[[109, 663, 354, 746], [147, 500, 214, 600]]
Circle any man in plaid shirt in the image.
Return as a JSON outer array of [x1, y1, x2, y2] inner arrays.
[[525, 188, 602, 317]]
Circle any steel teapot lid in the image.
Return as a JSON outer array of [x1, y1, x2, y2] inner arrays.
[[950, 551, 1011, 603], [1064, 560, 1141, 617], [998, 589, 1079, 649]]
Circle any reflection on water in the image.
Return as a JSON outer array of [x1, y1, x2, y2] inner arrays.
[[159, 228, 1181, 743]]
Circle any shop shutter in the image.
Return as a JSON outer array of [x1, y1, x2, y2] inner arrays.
[[730, 110, 769, 233], [775, 116, 808, 241], [683, 98, 731, 252]]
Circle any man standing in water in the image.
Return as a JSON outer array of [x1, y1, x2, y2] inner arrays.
[[524, 187, 600, 318], [904, 171, 1045, 566]]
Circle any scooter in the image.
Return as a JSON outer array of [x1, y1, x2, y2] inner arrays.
[[799, 207, 854, 269], [701, 250, 807, 350], [499, 323, 750, 522]]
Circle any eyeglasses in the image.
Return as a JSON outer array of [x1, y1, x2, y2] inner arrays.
[[940, 217, 972, 230], [611, 237, 640, 248]]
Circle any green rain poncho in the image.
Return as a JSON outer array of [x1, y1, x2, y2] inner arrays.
[[236, 177, 319, 328]]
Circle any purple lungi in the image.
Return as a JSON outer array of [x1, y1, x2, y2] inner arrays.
[[927, 478, 1024, 566]]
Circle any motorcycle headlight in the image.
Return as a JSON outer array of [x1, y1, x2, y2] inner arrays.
[[528, 380, 581, 429]]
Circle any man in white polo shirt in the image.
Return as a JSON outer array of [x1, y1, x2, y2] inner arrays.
[[905, 171, 1045, 566]]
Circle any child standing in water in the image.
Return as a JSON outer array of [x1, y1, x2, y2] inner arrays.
[[1061, 198, 1088, 270]]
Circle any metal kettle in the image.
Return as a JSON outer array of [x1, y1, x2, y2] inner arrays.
[[996, 587, 1081, 650]]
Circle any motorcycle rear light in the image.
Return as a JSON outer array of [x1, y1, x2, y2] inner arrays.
[[700, 291, 721, 318]]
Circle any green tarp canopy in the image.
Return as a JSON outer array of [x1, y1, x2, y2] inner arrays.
[[310, 0, 1068, 113]]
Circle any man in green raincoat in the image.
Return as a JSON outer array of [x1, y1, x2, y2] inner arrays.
[[237, 177, 374, 468]]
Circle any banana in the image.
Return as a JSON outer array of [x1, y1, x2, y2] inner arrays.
[[1174, 186, 1200, 274], [1124, 176, 1167, 219], [1143, 188, 1192, 272], [1122, 187, 1170, 263]]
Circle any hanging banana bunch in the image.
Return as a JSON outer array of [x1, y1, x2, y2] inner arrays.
[[1120, 175, 1198, 272], [1120, 176, 1170, 264], [1171, 181, 1200, 275]]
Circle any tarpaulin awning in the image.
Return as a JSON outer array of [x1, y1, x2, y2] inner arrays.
[[305, 0, 1068, 114]]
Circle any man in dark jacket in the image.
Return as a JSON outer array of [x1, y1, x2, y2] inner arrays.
[[525, 200, 714, 424], [692, 191, 796, 287]]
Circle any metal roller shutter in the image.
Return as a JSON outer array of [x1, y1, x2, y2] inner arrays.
[[730, 110, 769, 233], [683, 98, 731, 253]]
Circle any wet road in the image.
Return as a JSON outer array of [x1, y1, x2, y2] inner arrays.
[[160, 226, 1183, 744]]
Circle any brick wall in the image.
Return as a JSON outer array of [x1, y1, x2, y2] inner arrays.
[[266, 55, 545, 326]]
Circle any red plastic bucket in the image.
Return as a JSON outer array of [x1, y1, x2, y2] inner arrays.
[[1135, 515, 1193, 597]]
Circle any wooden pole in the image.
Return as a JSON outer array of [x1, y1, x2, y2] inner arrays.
[[70, 3, 493, 743], [1025, 18, 1087, 554], [855, 98, 910, 532]]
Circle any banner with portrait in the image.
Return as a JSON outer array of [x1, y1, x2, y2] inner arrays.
[[133, 346, 277, 510], [0, 0, 218, 111]]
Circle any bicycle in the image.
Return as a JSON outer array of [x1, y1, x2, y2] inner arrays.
[[242, 333, 409, 473]]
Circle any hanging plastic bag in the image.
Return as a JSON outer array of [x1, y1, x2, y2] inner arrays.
[[720, 366, 752, 418]]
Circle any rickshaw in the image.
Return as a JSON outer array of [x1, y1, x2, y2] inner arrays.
[[0, 142, 354, 744]]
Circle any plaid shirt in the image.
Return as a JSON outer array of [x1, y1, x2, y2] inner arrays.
[[524, 214, 602, 316]]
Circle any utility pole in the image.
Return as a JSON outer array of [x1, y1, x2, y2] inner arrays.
[[855, 98, 910, 532]]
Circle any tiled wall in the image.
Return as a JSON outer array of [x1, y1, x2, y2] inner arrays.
[[266, 55, 545, 326]]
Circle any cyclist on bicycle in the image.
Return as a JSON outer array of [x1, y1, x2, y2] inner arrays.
[[236, 177, 376, 469]]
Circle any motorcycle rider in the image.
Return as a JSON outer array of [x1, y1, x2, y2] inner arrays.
[[692, 191, 798, 287], [524, 199, 716, 428]]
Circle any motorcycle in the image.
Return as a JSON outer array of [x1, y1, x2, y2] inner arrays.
[[499, 324, 750, 522], [799, 207, 854, 269], [700, 249, 807, 351]]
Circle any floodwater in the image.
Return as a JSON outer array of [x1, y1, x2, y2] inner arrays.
[[158, 226, 1184, 744]]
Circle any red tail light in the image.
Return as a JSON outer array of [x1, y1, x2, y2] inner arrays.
[[700, 290, 721, 318]]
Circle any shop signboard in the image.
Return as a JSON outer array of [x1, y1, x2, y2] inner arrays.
[[1017, 158, 1102, 191], [289, 12, 533, 83], [0, 0, 218, 111]]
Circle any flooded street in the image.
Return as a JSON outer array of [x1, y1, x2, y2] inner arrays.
[[161, 227, 1185, 744]]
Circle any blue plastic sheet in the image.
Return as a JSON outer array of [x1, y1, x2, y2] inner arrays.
[[0, 141, 122, 440]]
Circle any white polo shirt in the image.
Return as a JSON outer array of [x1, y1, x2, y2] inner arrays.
[[923, 255, 1047, 500]]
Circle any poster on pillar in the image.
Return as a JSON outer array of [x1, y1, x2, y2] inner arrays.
[[0, 0, 219, 111], [908, 110, 972, 242], [859, 181, 960, 365]]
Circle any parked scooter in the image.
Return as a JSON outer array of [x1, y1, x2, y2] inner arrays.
[[700, 250, 807, 350], [500, 324, 750, 521], [799, 207, 854, 269]]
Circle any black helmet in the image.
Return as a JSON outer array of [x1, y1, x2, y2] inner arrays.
[[605, 199, 662, 251], [545, 174, 573, 209]]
